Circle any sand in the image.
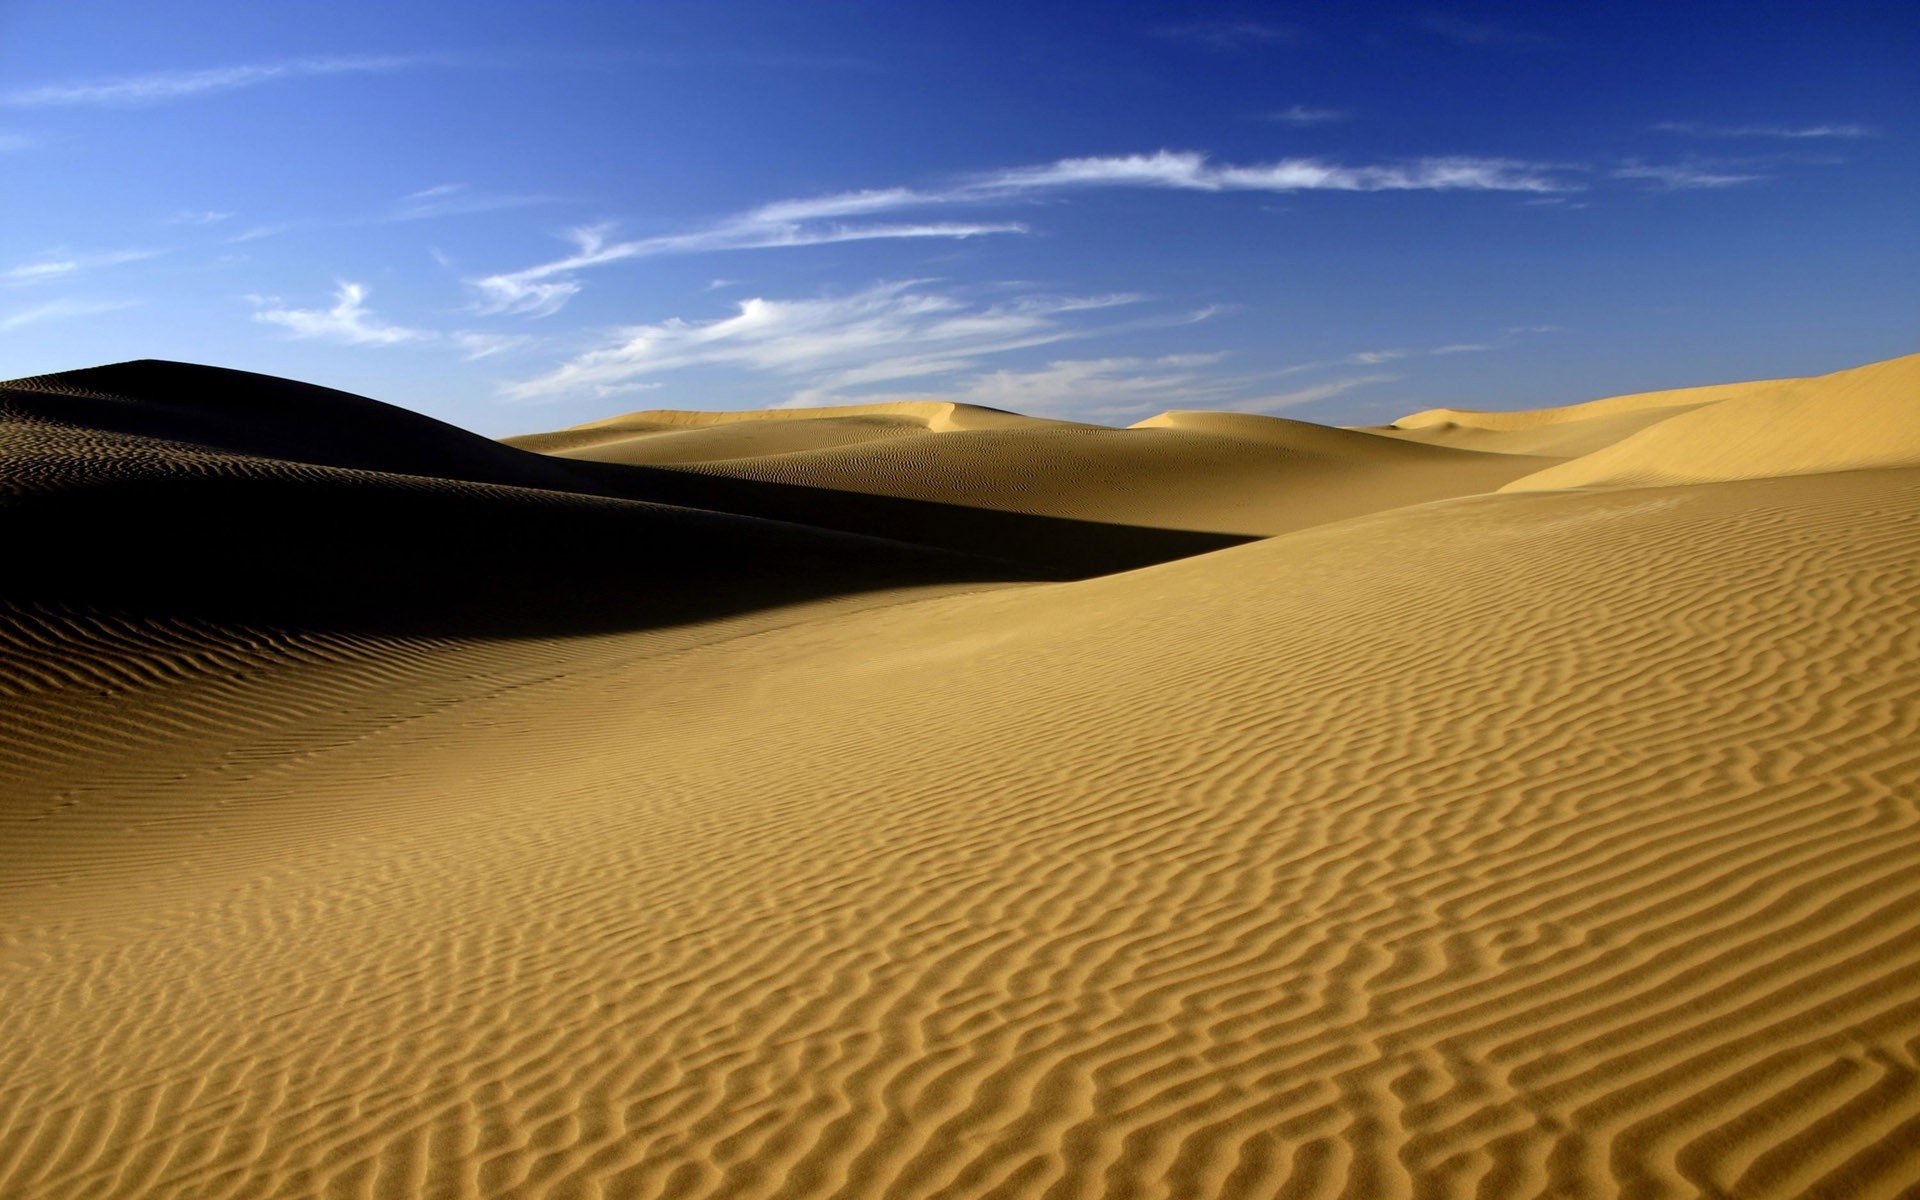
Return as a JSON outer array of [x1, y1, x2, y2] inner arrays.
[[2, 354, 1917, 1199]]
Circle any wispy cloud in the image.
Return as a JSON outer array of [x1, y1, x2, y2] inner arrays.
[[1157, 21, 1299, 49], [476, 150, 1574, 316], [1417, 15, 1555, 47], [3, 55, 430, 108], [250, 282, 428, 346], [1262, 105, 1350, 126], [1243, 373, 1402, 412], [390, 182, 559, 221], [4, 247, 164, 285], [1655, 121, 1875, 140], [165, 210, 234, 225], [1272, 336, 1516, 379], [0, 297, 142, 331], [1614, 162, 1765, 189], [1272, 347, 1407, 376], [229, 182, 560, 244], [0, 132, 32, 151], [452, 331, 535, 360], [473, 213, 1026, 316], [976, 150, 1570, 194], [503, 280, 1150, 402], [858, 353, 1235, 419]]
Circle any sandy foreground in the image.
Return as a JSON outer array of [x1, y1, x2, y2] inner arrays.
[[2, 354, 1917, 1199]]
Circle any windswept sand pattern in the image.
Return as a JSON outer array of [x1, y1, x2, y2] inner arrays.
[[5, 431, 1920, 1199], [5, 355, 1920, 1199]]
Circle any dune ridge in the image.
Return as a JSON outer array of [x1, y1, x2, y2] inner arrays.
[[1502, 352, 1920, 491], [2, 352, 1917, 1199]]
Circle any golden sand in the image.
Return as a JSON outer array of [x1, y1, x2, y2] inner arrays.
[[3, 354, 1917, 1198]]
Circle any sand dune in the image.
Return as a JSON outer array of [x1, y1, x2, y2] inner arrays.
[[507, 400, 1086, 462], [1503, 352, 1920, 491], [2, 354, 1918, 1199], [531, 405, 1552, 537]]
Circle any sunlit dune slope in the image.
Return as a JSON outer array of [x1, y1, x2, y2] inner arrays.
[[527, 404, 1554, 537], [506, 400, 1086, 461], [1503, 352, 1920, 490], [2, 352, 1918, 1200], [1371, 374, 1784, 457]]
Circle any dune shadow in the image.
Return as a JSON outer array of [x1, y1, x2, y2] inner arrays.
[[553, 458, 1257, 580], [1, 360, 1257, 642], [3, 468, 1254, 642]]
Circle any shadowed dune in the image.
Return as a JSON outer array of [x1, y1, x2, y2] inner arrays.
[[0, 367, 1024, 638], [2, 353, 1918, 1200]]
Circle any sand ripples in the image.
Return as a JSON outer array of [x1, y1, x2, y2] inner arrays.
[[4, 464, 1917, 1198]]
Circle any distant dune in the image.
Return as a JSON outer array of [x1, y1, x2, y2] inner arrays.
[[3, 354, 1918, 1199]]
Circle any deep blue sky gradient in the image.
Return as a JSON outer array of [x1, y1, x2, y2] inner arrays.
[[1, 0, 1914, 432]]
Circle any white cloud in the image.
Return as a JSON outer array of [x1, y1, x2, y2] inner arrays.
[[1614, 162, 1764, 189], [1432, 342, 1492, 354], [251, 282, 429, 346], [452, 331, 534, 360], [227, 183, 561, 247], [1239, 373, 1401, 412], [1655, 121, 1874, 140], [391, 182, 558, 221], [976, 150, 1569, 194], [472, 215, 1025, 316], [474, 150, 1572, 316], [1262, 105, 1350, 126], [227, 223, 295, 243], [3, 55, 427, 107], [503, 281, 1147, 402], [858, 353, 1235, 419], [165, 210, 234, 225], [3, 247, 164, 285], [0, 298, 142, 331]]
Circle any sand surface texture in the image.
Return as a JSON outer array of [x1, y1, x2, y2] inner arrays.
[[3, 354, 1918, 1199]]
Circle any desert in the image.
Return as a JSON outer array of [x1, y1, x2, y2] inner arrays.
[[3, 352, 1917, 1198], [6, 3, 1917, 1195]]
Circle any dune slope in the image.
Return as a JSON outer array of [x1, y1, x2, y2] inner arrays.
[[530, 406, 1553, 538], [2, 354, 1918, 1200], [0, 366, 1020, 638], [1503, 352, 1920, 491]]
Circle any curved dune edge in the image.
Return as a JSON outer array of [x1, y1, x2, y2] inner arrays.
[[1502, 352, 1920, 491], [527, 402, 1555, 537], [506, 400, 1090, 459], [3, 353, 1920, 1199]]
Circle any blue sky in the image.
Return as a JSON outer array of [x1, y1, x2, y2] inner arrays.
[[1, 0, 1914, 433]]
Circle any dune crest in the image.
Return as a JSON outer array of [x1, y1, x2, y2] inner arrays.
[[1502, 352, 1920, 490]]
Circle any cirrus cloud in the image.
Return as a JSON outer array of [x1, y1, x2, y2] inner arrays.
[[474, 149, 1575, 317], [250, 281, 428, 346], [2, 55, 432, 108], [502, 280, 1152, 402]]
